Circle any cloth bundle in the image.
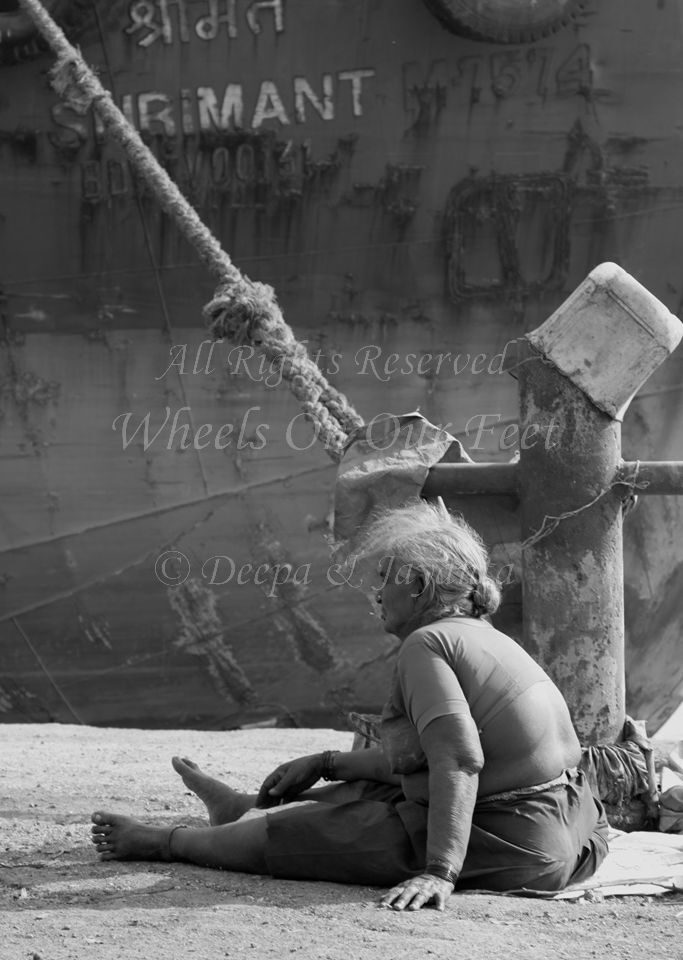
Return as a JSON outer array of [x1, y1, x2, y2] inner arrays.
[[659, 784, 683, 834]]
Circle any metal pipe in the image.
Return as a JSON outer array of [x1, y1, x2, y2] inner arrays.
[[423, 458, 683, 499], [422, 462, 519, 498], [617, 461, 683, 496]]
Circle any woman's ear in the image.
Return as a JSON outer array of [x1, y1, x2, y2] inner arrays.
[[411, 575, 433, 608], [409, 573, 424, 598]]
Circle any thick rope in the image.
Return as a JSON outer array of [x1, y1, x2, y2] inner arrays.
[[17, 0, 362, 461], [204, 281, 364, 447]]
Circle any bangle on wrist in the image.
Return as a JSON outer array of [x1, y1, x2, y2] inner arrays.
[[425, 860, 459, 886], [321, 749, 340, 781]]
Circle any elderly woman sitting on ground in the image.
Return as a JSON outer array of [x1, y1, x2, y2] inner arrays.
[[90, 501, 608, 911]]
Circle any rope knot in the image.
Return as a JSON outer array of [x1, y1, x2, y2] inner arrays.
[[203, 278, 295, 349], [49, 55, 104, 114]]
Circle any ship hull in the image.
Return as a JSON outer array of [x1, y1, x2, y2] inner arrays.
[[1, 0, 682, 733]]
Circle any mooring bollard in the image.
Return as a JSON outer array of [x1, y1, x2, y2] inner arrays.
[[423, 263, 683, 745]]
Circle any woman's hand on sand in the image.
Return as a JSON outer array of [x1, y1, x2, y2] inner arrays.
[[379, 874, 454, 911], [255, 754, 324, 807]]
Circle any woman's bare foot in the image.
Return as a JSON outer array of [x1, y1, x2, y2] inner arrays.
[[171, 756, 254, 825], [91, 811, 175, 861]]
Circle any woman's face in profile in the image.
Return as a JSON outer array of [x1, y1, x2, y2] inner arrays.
[[375, 557, 423, 639]]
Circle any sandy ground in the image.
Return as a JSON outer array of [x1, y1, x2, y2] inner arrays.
[[2, 725, 682, 960]]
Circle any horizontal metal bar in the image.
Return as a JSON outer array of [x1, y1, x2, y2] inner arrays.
[[618, 461, 683, 495], [422, 462, 519, 498], [422, 460, 683, 499]]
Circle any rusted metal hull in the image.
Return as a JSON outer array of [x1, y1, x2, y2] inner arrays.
[[1, 0, 682, 733]]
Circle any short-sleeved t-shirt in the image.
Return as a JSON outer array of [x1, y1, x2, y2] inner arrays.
[[380, 616, 551, 774]]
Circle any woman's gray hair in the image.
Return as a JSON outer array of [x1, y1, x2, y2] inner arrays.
[[353, 499, 501, 618]]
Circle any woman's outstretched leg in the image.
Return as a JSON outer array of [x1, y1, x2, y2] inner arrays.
[[91, 810, 269, 873]]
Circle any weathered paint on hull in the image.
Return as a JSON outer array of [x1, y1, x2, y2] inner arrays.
[[1, 0, 682, 732]]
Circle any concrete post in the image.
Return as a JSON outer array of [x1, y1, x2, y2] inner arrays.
[[516, 263, 681, 743], [424, 262, 683, 744], [517, 353, 624, 744]]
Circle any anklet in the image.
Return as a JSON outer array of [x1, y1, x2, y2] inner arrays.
[[167, 824, 189, 861]]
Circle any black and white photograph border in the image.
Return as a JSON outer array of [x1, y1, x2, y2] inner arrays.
[[1, 1, 683, 957]]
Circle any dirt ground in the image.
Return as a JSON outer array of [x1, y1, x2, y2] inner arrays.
[[2, 725, 682, 960]]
